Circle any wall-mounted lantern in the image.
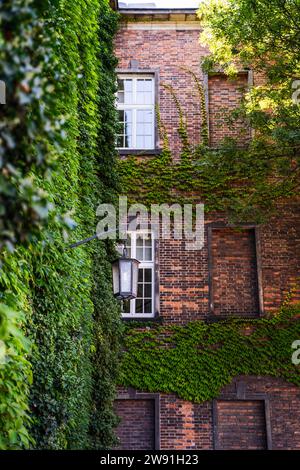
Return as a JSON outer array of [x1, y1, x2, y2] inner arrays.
[[69, 231, 140, 301], [112, 246, 140, 300]]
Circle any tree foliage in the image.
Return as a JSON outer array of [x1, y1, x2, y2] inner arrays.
[[197, 0, 300, 219]]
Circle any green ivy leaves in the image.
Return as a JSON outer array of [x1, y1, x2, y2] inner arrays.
[[0, 0, 122, 450], [121, 304, 300, 402]]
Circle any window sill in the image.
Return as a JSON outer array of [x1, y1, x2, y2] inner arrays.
[[121, 315, 162, 323], [118, 148, 162, 156]]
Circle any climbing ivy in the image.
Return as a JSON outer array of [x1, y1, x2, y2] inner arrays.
[[121, 303, 300, 402], [118, 69, 299, 223], [0, 0, 122, 450]]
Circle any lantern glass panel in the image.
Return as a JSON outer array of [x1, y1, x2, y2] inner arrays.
[[119, 259, 132, 294], [132, 259, 139, 297], [112, 261, 120, 296]]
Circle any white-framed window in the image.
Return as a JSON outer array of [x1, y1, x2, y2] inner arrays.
[[117, 74, 155, 150], [121, 231, 155, 318]]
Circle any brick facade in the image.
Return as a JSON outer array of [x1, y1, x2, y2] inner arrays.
[[114, 399, 156, 450], [113, 8, 300, 450], [208, 73, 251, 147], [115, 377, 300, 450]]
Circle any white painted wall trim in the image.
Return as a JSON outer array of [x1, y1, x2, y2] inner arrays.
[[121, 21, 202, 31]]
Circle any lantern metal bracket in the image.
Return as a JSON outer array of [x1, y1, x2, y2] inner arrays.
[[68, 229, 124, 249], [69, 229, 139, 301]]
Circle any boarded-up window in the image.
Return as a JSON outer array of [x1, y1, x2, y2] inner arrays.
[[210, 227, 259, 316], [208, 73, 250, 148], [114, 399, 155, 450], [215, 400, 267, 450]]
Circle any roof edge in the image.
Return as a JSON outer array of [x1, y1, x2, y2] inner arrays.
[[119, 8, 197, 15]]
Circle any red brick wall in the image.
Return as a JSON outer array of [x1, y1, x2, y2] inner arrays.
[[116, 377, 300, 450], [208, 73, 251, 147], [260, 201, 300, 311], [115, 22, 250, 157], [115, 23, 208, 159], [210, 227, 259, 317], [115, 20, 300, 322], [215, 400, 267, 449], [218, 376, 300, 450], [158, 210, 300, 325], [159, 395, 213, 450], [114, 399, 155, 450]]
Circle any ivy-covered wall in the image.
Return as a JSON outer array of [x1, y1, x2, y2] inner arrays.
[[115, 14, 300, 426], [121, 303, 300, 402], [118, 71, 299, 223], [0, 0, 121, 450]]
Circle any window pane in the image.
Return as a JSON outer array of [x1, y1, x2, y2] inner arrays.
[[136, 235, 143, 246], [125, 109, 132, 123], [143, 79, 152, 93], [144, 236, 152, 247], [136, 136, 144, 148], [144, 135, 153, 148], [145, 247, 152, 261], [143, 123, 152, 135], [117, 92, 124, 104], [118, 78, 124, 92], [144, 299, 152, 313], [136, 247, 143, 260], [144, 268, 152, 283], [122, 234, 131, 257], [144, 283, 151, 297], [122, 300, 131, 313], [126, 244, 131, 257], [136, 299, 143, 313], [136, 121, 146, 135], [125, 134, 132, 148], [124, 79, 133, 104], [124, 110, 132, 148], [137, 109, 153, 124], [121, 234, 154, 317], [137, 79, 153, 105], [136, 109, 153, 149], [117, 135, 124, 147], [137, 283, 143, 298], [138, 269, 143, 282], [117, 79, 125, 103]]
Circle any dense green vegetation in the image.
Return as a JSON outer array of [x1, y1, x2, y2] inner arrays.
[[198, 0, 300, 218], [121, 303, 300, 402], [0, 0, 122, 450], [1, 0, 299, 451]]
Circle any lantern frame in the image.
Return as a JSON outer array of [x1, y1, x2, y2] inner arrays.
[[112, 254, 140, 300]]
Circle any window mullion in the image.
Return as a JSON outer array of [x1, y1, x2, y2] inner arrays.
[[151, 265, 155, 316], [133, 108, 137, 148], [133, 78, 137, 149], [131, 233, 136, 315]]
